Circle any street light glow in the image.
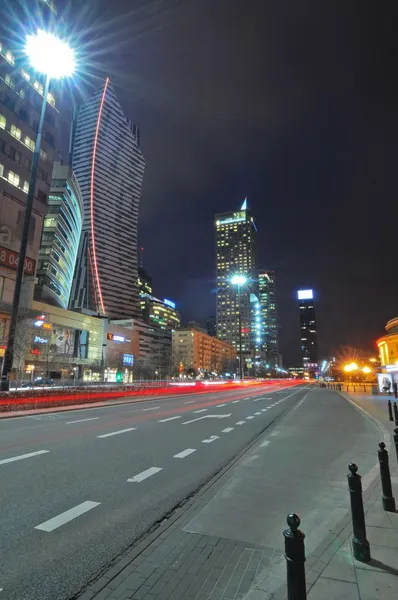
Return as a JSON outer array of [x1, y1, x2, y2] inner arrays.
[[25, 29, 75, 78], [231, 274, 248, 286], [362, 366, 371, 374], [344, 362, 358, 373]]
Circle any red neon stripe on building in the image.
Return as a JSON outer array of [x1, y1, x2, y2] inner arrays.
[[89, 77, 109, 314], [88, 246, 99, 310]]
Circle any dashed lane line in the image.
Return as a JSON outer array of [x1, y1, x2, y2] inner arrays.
[[202, 435, 219, 444], [216, 403, 227, 407], [222, 427, 234, 433], [142, 406, 160, 411], [66, 417, 99, 424], [194, 409, 208, 413], [236, 421, 246, 425], [0, 450, 49, 466], [127, 467, 163, 483], [174, 449, 196, 459], [97, 428, 136, 438], [246, 416, 255, 420], [35, 501, 100, 532], [232, 400, 240, 404], [158, 416, 181, 423]]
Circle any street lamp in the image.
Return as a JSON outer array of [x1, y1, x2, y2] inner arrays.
[[0, 30, 75, 391], [230, 274, 248, 380]]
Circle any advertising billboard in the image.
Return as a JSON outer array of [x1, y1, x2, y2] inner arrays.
[[48, 327, 76, 355], [297, 289, 313, 300], [377, 373, 394, 394], [0, 195, 43, 274]]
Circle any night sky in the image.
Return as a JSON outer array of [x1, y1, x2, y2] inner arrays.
[[58, 0, 398, 365]]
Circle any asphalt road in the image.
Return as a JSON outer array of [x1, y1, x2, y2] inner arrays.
[[0, 382, 378, 600]]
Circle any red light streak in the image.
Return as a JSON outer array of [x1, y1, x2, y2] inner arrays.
[[89, 77, 109, 315]]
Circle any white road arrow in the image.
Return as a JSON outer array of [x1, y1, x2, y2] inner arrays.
[[182, 414, 231, 425]]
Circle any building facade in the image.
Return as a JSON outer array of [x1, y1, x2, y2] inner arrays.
[[298, 289, 318, 368], [206, 316, 216, 337], [34, 162, 83, 309], [377, 317, 398, 390], [69, 78, 145, 320], [215, 199, 257, 355], [172, 328, 236, 375], [140, 293, 181, 331], [0, 0, 58, 315], [258, 270, 279, 367], [138, 267, 153, 295]]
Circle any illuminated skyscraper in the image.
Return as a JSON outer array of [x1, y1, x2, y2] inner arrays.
[[258, 270, 279, 366], [297, 289, 318, 366], [215, 199, 257, 353], [69, 79, 145, 319]]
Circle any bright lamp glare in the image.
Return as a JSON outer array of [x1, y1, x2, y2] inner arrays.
[[25, 29, 75, 78], [231, 274, 248, 286]]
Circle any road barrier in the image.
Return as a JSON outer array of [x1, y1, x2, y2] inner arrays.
[[283, 513, 306, 600], [393, 402, 398, 426], [347, 463, 371, 562], [388, 399, 394, 421], [378, 442, 396, 512]]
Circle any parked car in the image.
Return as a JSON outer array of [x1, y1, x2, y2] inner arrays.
[[34, 377, 55, 386]]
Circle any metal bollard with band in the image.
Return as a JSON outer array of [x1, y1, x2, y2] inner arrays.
[[378, 442, 396, 512], [347, 463, 371, 562], [284, 513, 306, 600]]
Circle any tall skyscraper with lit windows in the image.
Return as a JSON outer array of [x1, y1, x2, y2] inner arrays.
[[215, 199, 257, 353], [297, 289, 318, 366], [258, 270, 279, 366], [69, 78, 145, 319]]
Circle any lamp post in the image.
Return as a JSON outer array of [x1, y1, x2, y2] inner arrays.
[[0, 30, 75, 391], [231, 274, 248, 380]]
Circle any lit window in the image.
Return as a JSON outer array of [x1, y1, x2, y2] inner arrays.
[[47, 92, 55, 107], [19, 88, 25, 99], [0, 164, 3, 178], [5, 50, 15, 65], [34, 81, 44, 95], [0, 114, 5, 129], [8, 171, 20, 186], [24, 136, 35, 151], [5, 73, 15, 88], [11, 125, 21, 140], [23, 181, 29, 193], [40, 149, 47, 161], [21, 69, 30, 81]]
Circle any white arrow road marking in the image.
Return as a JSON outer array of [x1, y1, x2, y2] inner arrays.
[[0, 450, 49, 466], [194, 409, 208, 413], [35, 501, 100, 532], [202, 435, 219, 444], [236, 421, 246, 425], [66, 417, 99, 424], [174, 449, 196, 459], [216, 403, 227, 407], [128, 467, 163, 482], [97, 428, 136, 438], [222, 427, 234, 433], [158, 416, 181, 423], [183, 414, 231, 425]]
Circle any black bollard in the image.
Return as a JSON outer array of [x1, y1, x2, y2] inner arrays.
[[394, 428, 398, 462], [378, 442, 396, 512], [394, 402, 398, 426], [347, 463, 371, 562], [388, 400, 394, 421], [284, 513, 306, 600]]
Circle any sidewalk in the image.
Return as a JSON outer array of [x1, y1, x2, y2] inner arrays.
[[78, 389, 397, 600]]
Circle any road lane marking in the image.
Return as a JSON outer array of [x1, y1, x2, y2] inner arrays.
[[271, 430, 280, 437], [142, 406, 160, 411], [255, 412, 262, 415], [159, 416, 181, 423], [35, 501, 100, 532], [0, 450, 49, 465], [202, 435, 219, 444], [185, 401, 195, 404], [174, 449, 196, 459], [236, 421, 246, 425], [232, 400, 240, 403], [66, 417, 99, 424], [183, 414, 231, 425], [246, 416, 254, 420], [128, 467, 162, 482], [97, 428, 136, 438], [261, 409, 268, 412], [194, 409, 208, 413], [222, 427, 234, 433], [216, 403, 227, 407], [260, 440, 270, 448]]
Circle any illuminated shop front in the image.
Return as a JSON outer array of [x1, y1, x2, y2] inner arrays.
[[377, 317, 398, 391], [102, 324, 139, 383]]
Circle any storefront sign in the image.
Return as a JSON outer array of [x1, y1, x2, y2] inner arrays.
[[107, 333, 126, 343], [0, 245, 36, 275]]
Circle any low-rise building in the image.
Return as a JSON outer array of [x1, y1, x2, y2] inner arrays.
[[140, 293, 181, 331], [377, 317, 398, 390], [172, 328, 236, 376]]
